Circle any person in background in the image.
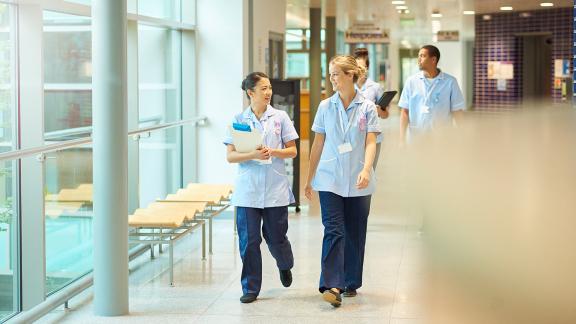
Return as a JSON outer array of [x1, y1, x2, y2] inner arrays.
[[354, 47, 389, 167], [398, 44, 464, 144]]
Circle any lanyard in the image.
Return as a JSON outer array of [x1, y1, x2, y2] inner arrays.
[[336, 100, 359, 141], [422, 76, 441, 106]]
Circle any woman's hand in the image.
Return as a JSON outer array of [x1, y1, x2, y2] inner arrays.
[[356, 168, 370, 189], [304, 182, 313, 200], [376, 105, 389, 119], [253, 146, 271, 160]]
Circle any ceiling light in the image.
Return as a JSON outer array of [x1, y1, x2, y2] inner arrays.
[[520, 12, 532, 17], [391, 0, 405, 4], [397, 10, 402, 13], [482, 15, 491, 20], [396, 5, 408, 10], [500, 6, 513, 11], [463, 10, 475, 15], [431, 9, 442, 18], [405, 10, 410, 14], [540, 2, 554, 6]]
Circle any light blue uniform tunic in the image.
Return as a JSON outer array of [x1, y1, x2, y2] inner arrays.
[[223, 105, 299, 208], [358, 77, 384, 143], [398, 70, 465, 133], [311, 91, 381, 197]]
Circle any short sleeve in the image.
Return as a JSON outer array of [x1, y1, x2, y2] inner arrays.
[[398, 80, 411, 109], [280, 112, 299, 143], [450, 79, 465, 111], [311, 104, 326, 134], [223, 116, 238, 146], [365, 103, 381, 134]]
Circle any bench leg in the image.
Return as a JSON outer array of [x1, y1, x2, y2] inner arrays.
[[159, 228, 163, 254], [169, 240, 174, 287], [209, 217, 213, 255], [233, 207, 237, 236], [202, 222, 206, 261]]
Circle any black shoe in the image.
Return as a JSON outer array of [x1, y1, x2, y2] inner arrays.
[[342, 288, 357, 297], [322, 289, 342, 307], [279, 269, 292, 287], [240, 293, 257, 303]]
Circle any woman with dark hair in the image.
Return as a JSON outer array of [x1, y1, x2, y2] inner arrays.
[[354, 47, 388, 167], [223, 72, 299, 304]]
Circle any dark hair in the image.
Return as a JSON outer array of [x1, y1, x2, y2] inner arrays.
[[241, 72, 269, 99], [353, 47, 370, 68], [420, 45, 441, 64]]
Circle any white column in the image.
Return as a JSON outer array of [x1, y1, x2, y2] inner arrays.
[[92, 0, 129, 316]]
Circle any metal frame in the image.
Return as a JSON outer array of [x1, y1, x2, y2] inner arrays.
[[129, 219, 205, 287]]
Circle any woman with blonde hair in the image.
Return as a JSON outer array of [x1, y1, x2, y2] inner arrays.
[[304, 55, 380, 307]]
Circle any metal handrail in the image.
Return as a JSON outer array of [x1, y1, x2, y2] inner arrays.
[[0, 116, 207, 162], [43, 115, 164, 141]]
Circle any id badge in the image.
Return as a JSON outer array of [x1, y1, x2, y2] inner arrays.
[[338, 142, 353, 154], [422, 105, 430, 114]]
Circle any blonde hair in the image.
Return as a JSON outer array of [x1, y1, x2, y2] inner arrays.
[[329, 55, 361, 83]]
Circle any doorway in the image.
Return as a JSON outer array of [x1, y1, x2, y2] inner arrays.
[[519, 33, 552, 101]]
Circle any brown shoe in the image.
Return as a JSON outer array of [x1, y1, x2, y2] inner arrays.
[[322, 289, 342, 307]]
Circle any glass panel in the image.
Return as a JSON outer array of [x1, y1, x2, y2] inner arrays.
[[286, 29, 303, 50], [286, 52, 309, 78], [44, 145, 93, 295], [138, 0, 180, 21], [305, 28, 325, 49], [181, 0, 196, 24], [64, 0, 137, 13], [43, 11, 92, 136], [0, 3, 18, 321], [138, 24, 181, 125], [139, 128, 181, 207]]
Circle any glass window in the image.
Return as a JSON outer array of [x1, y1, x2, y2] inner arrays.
[[0, 3, 18, 322], [138, 24, 182, 125], [44, 146, 94, 295], [286, 29, 303, 50], [286, 52, 309, 78], [43, 11, 92, 136], [138, 0, 179, 21], [138, 128, 181, 207]]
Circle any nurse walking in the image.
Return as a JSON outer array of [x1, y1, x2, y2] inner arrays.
[[305, 55, 381, 307], [224, 72, 299, 303]]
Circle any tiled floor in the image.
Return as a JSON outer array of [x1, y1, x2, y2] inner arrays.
[[38, 113, 424, 324]]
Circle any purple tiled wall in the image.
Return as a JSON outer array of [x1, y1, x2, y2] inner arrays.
[[474, 8, 572, 109]]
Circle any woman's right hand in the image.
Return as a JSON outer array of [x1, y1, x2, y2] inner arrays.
[[252, 146, 271, 160], [304, 182, 313, 200]]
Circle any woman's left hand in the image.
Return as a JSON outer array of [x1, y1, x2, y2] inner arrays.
[[356, 168, 370, 189], [375, 105, 389, 119]]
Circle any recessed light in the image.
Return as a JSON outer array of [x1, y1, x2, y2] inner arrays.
[[500, 6, 513, 11], [431, 9, 442, 18], [463, 10, 475, 15], [405, 9, 410, 14], [391, 0, 405, 4], [397, 10, 402, 13], [540, 2, 554, 6], [396, 5, 408, 10]]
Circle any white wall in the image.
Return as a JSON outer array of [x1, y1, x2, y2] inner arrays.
[[196, 0, 248, 183], [195, 0, 287, 183], [436, 41, 469, 109], [252, 0, 286, 73]]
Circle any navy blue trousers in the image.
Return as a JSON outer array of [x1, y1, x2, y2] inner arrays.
[[236, 206, 294, 295], [318, 191, 371, 293]]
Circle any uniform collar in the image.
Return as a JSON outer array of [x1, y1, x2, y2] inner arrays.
[[242, 105, 275, 121], [418, 69, 445, 80], [330, 90, 365, 106]]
